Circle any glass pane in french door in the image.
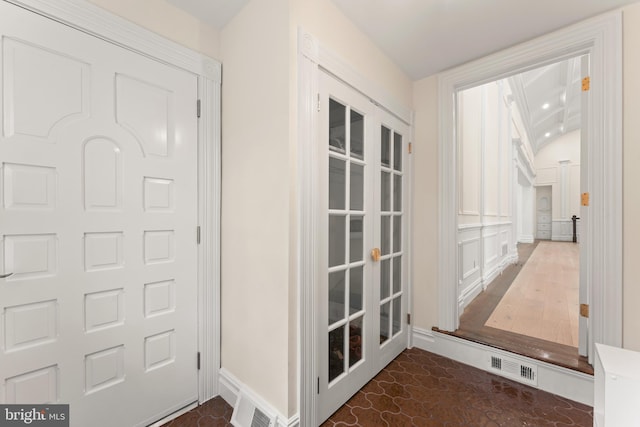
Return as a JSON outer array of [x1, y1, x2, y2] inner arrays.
[[328, 98, 367, 384], [380, 128, 404, 345]]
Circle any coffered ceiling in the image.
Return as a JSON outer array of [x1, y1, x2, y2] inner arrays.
[[509, 56, 584, 153]]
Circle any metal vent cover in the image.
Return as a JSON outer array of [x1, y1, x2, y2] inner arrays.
[[489, 353, 538, 386], [231, 391, 276, 427]]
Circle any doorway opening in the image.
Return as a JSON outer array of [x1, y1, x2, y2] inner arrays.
[[450, 56, 590, 373]]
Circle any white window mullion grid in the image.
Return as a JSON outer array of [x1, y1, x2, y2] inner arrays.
[[328, 102, 370, 385], [379, 124, 406, 345], [380, 128, 390, 346]]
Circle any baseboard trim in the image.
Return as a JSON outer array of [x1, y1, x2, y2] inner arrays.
[[552, 235, 575, 242], [519, 235, 535, 243], [219, 368, 299, 427], [482, 263, 502, 286], [458, 278, 483, 312], [147, 402, 198, 427], [411, 328, 593, 406]]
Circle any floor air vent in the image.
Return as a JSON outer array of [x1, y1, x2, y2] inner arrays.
[[488, 353, 538, 386], [231, 390, 276, 427]]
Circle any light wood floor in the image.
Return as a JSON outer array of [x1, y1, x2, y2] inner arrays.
[[485, 241, 579, 347]]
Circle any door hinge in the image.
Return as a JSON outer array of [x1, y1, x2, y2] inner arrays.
[[407, 313, 411, 325], [197, 352, 201, 370], [317, 93, 320, 112], [581, 192, 590, 207], [197, 226, 201, 244], [197, 99, 201, 118], [582, 76, 590, 92], [408, 142, 412, 154], [580, 304, 589, 318], [317, 377, 320, 394]]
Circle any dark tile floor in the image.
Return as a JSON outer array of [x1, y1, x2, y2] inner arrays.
[[321, 348, 592, 426], [163, 347, 592, 427], [161, 396, 232, 427]]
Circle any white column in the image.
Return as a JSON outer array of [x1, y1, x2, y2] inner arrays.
[[559, 159, 570, 220]]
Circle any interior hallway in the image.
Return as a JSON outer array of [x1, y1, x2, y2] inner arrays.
[[486, 241, 579, 347], [162, 348, 592, 426], [440, 241, 591, 374]]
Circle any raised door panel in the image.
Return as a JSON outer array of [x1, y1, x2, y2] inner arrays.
[[2, 38, 89, 140]]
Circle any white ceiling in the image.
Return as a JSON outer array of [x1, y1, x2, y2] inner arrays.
[[165, 0, 249, 30], [166, 0, 635, 152], [167, 0, 636, 79], [331, 0, 636, 80]]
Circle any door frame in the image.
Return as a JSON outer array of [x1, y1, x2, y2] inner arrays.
[[3, 0, 221, 404], [297, 28, 414, 426], [438, 11, 622, 363]]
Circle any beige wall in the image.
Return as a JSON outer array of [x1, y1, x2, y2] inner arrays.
[[411, 76, 439, 330], [623, 2, 640, 351], [535, 131, 581, 168], [87, 0, 220, 59], [220, 0, 291, 416]]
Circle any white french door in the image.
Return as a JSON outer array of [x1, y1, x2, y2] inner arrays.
[[317, 71, 409, 423], [0, 3, 199, 426]]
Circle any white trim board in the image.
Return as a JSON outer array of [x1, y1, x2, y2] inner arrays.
[[5, 0, 222, 409], [458, 278, 483, 312], [412, 328, 594, 406], [4, 0, 221, 81], [438, 11, 623, 364], [219, 368, 300, 427]]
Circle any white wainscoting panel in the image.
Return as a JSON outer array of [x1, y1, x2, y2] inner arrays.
[[552, 220, 577, 242], [458, 223, 515, 311], [458, 226, 482, 312]]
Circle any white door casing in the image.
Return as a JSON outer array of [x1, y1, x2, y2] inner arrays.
[[0, 1, 221, 425], [579, 54, 590, 359], [438, 12, 622, 362]]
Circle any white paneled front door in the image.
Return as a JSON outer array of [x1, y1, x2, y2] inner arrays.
[[0, 3, 199, 426], [318, 72, 409, 423]]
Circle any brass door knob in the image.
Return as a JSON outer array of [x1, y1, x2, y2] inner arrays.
[[370, 248, 381, 262]]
